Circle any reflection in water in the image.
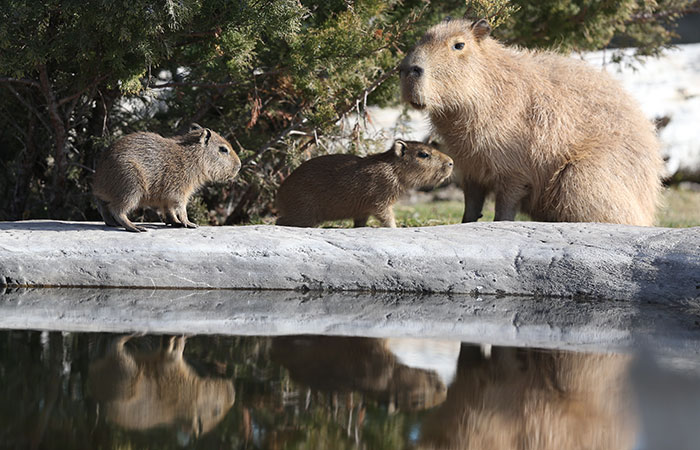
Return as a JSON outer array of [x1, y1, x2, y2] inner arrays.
[[2, 330, 696, 449], [271, 336, 447, 412], [88, 335, 235, 444], [419, 345, 635, 450]]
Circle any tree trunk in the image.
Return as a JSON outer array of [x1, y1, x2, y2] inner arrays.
[[10, 112, 39, 219], [38, 64, 68, 217]]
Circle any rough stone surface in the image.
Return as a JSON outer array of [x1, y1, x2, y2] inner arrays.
[[1, 288, 699, 361], [0, 221, 698, 301]]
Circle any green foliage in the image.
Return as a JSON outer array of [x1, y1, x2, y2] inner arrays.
[[0, 0, 696, 223]]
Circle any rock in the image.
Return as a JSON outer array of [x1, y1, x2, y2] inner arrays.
[[0, 288, 698, 364], [0, 221, 698, 301]]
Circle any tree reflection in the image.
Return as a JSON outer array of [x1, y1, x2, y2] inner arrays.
[[0, 331, 635, 450]]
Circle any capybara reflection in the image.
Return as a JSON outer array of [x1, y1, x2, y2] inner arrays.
[[276, 140, 453, 227], [271, 336, 447, 411], [401, 19, 662, 225], [418, 345, 634, 450], [93, 124, 241, 231], [88, 335, 235, 440]]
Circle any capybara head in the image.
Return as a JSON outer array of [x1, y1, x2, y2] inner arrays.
[[184, 123, 241, 183], [400, 18, 492, 112], [392, 140, 453, 188]]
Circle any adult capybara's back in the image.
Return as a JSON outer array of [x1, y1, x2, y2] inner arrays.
[[400, 18, 663, 225]]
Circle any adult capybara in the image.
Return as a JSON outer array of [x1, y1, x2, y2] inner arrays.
[[400, 18, 663, 225], [418, 345, 634, 450], [93, 124, 241, 232], [276, 140, 453, 227]]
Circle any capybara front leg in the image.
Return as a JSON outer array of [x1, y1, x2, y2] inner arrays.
[[375, 208, 397, 228], [494, 188, 527, 221], [462, 181, 487, 223], [353, 216, 369, 228]]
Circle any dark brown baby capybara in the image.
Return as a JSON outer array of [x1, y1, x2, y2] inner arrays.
[[276, 140, 453, 227]]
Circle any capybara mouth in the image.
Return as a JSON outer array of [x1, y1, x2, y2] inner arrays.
[[410, 101, 426, 110]]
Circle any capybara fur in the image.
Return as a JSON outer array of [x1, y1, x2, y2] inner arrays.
[[418, 345, 634, 450], [93, 124, 241, 232], [400, 18, 663, 225], [271, 336, 447, 412], [276, 140, 453, 227], [88, 335, 235, 440]]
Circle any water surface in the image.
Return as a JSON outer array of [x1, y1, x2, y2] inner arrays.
[[3, 329, 698, 449]]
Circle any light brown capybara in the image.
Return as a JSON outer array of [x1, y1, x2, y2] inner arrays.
[[93, 124, 241, 232], [418, 345, 635, 450], [276, 140, 453, 227], [400, 18, 663, 225], [88, 335, 235, 440]]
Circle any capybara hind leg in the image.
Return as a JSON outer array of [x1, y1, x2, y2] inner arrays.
[[375, 208, 397, 228], [115, 213, 147, 232], [175, 204, 198, 229], [462, 181, 486, 223], [96, 199, 119, 227], [353, 216, 369, 228], [544, 159, 653, 225]]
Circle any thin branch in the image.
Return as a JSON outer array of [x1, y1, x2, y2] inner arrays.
[[57, 75, 107, 107], [2, 84, 53, 134], [147, 70, 280, 90], [0, 77, 41, 89], [627, 1, 700, 23], [147, 80, 246, 89]]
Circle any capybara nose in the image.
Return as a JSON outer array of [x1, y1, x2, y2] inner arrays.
[[409, 66, 423, 77]]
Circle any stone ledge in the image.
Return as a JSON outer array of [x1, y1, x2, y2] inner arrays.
[[1, 288, 698, 360], [0, 220, 698, 301]]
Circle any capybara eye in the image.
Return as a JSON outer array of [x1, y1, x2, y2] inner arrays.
[[452, 42, 465, 50], [417, 151, 430, 159], [218, 146, 229, 154]]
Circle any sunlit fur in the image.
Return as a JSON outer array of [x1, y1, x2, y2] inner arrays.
[[418, 346, 635, 450], [276, 140, 453, 227], [400, 19, 663, 225], [88, 336, 235, 440], [93, 127, 241, 231]]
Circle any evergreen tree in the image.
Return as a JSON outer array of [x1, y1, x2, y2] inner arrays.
[[1, 0, 697, 222]]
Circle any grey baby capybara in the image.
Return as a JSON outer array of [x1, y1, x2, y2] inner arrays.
[[93, 124, 240, 232], [276, 140, 453, 228]]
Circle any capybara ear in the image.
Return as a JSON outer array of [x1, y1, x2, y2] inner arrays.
[[190, 123, 203, 131], [199, 128, 212, 146], [471, 19, 491, 41], [393, 140, 407, 157]]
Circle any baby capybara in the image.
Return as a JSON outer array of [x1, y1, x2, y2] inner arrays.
[[276, 140, 453, 227], [93, 124, 240, 232]]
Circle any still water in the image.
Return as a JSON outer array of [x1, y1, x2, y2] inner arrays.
[[4, 329, 697, 449]]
